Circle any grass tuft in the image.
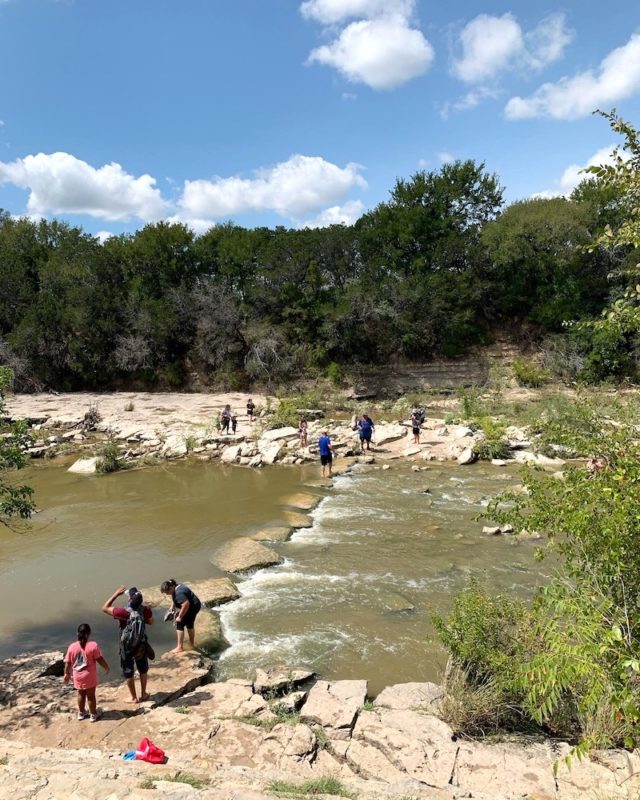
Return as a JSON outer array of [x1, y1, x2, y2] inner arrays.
[[267, 776, 354, 797]]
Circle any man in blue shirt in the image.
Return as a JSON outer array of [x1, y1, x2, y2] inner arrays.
[[357, 414, 375, 453], [318, 430, 335, 477]]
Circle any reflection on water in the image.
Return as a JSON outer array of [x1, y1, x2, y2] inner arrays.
[[0, 459, 544, 694]]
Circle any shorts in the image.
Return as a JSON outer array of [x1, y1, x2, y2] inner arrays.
[[359, 434, 372, 442], [120, 647, 149, 678], [320, 453, 333, 466], [175, 605, 200, 631], [412, 427, 420, 435]]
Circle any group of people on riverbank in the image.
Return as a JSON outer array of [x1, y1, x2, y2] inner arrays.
[[64, 579, 202, 722]]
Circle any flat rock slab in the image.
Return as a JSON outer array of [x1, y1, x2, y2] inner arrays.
[[254, 667, 316, 695], [211, 537, 283, 574], [352, 707, 457, 787], [300, 680, 367, 740], [283, 511, 313, 528], [67, 457, 98, 474], [251, 526, 294, 543], [281, 493, 322, 511], [141, 577, 240, 609], [373, 682, 442, 713], [259, 427, 299, 442], [375, 424, 407, 446]]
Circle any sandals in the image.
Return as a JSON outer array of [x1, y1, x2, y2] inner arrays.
[[77, 710, 90, 721], [89, 708, 103, 723]]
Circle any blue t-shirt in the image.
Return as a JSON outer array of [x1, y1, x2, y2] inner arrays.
[[358, 418, 373, 437], [318, 435, 331, 456]]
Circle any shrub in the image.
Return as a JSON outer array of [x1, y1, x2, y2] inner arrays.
[[512, 358, 550, 388], [471, 417, 511, 461], [327, 361, 344, 387], [266, 398, 299, 430], [95, 437, 125, 474]]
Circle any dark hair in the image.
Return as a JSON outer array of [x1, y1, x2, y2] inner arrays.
[[161, 579, 177, 594], [129, 591, 143, 611], [77, 623, 91, 647]]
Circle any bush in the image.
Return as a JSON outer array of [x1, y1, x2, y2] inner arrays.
[[512, 358, 550, 388], [266, 398, 299, 430], [95, 437, 125, 474], [471, 417, 511, 461], [327, 362, 344, 387]]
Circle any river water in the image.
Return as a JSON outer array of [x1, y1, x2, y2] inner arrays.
[[0, 460, 542, 694]]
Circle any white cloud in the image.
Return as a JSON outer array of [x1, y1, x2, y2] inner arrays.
[[95, 230, 114, 243], [0, 152, 168, 221], [506, 33, 640, 120], [533, 145, 627, 198], [0, 120, 5, 128], [308, 15, 433, 90], [453, 12, 572, 84], [300, 0, 413, 25], [417, 158, 429, 168], [438, 151, 455, 164], [178, 154, 367, 223], [302, 200, 365, 228]]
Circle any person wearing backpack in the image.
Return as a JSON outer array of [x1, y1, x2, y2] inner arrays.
[[102, 585, 154, 704], [160, 579, 202, 654]]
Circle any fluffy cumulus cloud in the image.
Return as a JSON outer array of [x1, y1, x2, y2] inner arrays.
[[303, 0, 433, 90], [178, 154, 367, 224], [302, 199, 365, 228], [534, 145, 628, 198], [453, 12, 572, 84], [0, 152, 167, 221], [506, 33, 640, 120], [300, 0, 413, 25]]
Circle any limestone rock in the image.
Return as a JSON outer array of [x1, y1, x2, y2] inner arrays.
[[300, 679, 367, 740], [194, 609, 227, 653], [259, 441, 283, 465], [220, 444, 242, 464], [260, 427, 299, 443], [251, 526, 293, 543], [374, 424, 407, 446], [140, 577, 240, 609], [211, 537, 282, 574], [254, 667, 315, 695], [281, 493, 322, 511], [482, 525, 502, 535], [457, 447, 477, 465], [67, 457, 98, 474], [402, 446, 421, 457], [373, 682, 442, 713], [455, 426, 474, 437], [283, 511, 313, 528], [491, 458, 508, 466]]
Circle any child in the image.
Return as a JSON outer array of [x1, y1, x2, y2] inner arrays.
[[64, 623, 110, 722], [299, 416, 308, 447]]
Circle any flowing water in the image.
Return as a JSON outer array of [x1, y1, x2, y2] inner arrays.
[[0, 460, 543, 694]]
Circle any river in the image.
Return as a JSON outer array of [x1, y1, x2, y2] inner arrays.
[[0, 460, 543, 694]]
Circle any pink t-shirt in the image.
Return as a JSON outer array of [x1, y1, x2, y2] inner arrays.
[[65, 640, 102, 690]]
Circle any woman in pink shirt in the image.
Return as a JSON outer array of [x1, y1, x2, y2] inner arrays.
[[64, 623, 110, 722]]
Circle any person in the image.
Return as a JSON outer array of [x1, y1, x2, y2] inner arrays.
[[411, 408, 422, 444], [298, 416, 308, 448], [220, 404, 237, 434], [246, 398, 256, 425], [357, 414, 375, 452], [64, 623, 109, 722], [318, 429, 335, 478], [160, 579, 202, 654], [101, 585, 154, 704]]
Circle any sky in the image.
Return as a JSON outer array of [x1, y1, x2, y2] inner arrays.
[[0, 0, 639, 239]]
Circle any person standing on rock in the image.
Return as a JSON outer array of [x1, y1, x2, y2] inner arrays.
[[299, 416, 308, 448], [101, 586, 154, 704], [357, 414, 375, 452], [160, 579, 202, 654], [246, 398, 256, 425], [64, 623, 110, 722], [411, 408, 423, 444], [318, 429, 335, 478]]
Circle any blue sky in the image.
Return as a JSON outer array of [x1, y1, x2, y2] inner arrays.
[[0, 0, 639, 238]]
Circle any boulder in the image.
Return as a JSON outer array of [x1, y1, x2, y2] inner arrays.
[[457, 447, 477, 465], [220, 444, 242, 464], [211, 537, 283, 574], [251, 526, 294, 542], [67, 457, 98, 474], [402, 446, 422, 457], [259, 441, 283, 465], [248, 454, 263, 468], [482, 526, 502, 535], [374, 424, 407, 446], [254, 667, 316, 695], [196, 609, 228, 653], [455, 426, 474, 437], [300, 679, 367, 740], [161, 433, 189, 457], [491, 458, 508, 466], [284, 511, 313, 528], [282, 493, 322, 511], [373, 682, 443, 713], [259, 427, 299, 443]]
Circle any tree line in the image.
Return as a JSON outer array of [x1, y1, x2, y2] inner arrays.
[[0, 156, 635, 392]]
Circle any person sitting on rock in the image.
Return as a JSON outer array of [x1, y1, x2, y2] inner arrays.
[[160, 579, 202, 654], [101, 585, 154, 704], [64, 623, 110, 722]]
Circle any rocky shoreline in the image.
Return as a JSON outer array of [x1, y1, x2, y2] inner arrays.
[[2, 649, 639, 800], [5, 390, 566, 473]]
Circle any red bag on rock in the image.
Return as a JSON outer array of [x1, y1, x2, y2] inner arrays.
[[135, 737, 166, 764]]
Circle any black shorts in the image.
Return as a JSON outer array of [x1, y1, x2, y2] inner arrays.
[[175, 605, 200, 631], [120, 647, 149, 678], [360, 434, 371, 443], [320, 453, 333, 466], [412, 427, 420, 435]]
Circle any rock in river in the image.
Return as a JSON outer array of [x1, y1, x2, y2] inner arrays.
[[211, 537, 283, 574], [67, 457, 98, 474]]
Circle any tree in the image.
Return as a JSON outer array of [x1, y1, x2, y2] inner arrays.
[[0, 367, 34, 525]]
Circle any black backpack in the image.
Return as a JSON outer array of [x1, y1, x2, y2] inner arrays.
[[121, 608, 146, 654]]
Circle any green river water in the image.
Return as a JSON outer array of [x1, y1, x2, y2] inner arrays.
[[0, 460, 543, 695]]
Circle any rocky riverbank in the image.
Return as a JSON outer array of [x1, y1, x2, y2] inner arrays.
[[4, 390, 566, 473], [1, 649, 639, 800]]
